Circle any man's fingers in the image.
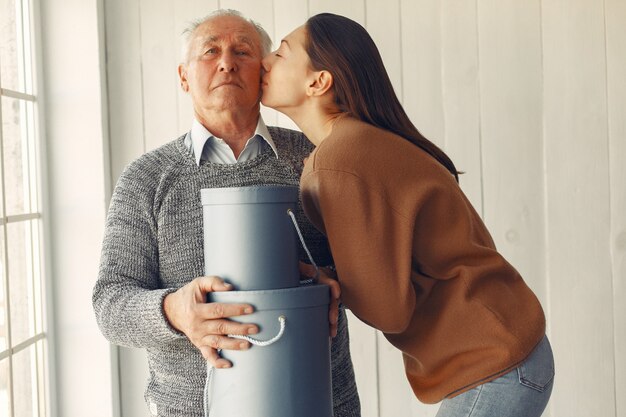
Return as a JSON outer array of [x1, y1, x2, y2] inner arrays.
[[195, 275, 234, 293], [200, 334, 251, 351], [201, 346, 231, 368], [201, 317, 258, 336], [198, 302, 254, 320]]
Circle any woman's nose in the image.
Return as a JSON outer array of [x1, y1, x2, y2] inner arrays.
[[261, 55, 272, 71]]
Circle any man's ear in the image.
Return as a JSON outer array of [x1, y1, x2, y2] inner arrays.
[[178, 64, 189, 92], [306, 70, 333, 97]]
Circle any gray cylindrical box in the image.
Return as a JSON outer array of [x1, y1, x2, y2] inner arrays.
[[207, 285, 333, 417], [201, 186, 300, 290]]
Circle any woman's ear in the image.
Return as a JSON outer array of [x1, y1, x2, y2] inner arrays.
[[306, 70, 333, 97]]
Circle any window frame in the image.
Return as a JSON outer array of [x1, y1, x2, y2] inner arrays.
[[0, 0, 51, 415]]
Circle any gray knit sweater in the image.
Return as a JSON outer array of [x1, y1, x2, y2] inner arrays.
[[93, 127, 360, 417]]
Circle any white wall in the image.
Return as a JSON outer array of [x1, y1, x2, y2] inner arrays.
[[83, 1, 625, 416], [39, 0, 116, 417]]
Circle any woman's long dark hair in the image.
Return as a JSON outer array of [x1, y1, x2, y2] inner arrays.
[[305, 13, 460, 181]]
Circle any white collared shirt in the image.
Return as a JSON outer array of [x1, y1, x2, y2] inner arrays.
[[186, 116, 278, 165]]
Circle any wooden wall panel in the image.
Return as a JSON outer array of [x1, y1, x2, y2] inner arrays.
[[476, 0, 546, 303], [541, 1, 614, 416], [606, 1, 626, 416], [365, 0, 402, 100], [308, 0, 366, 25], [117, 347, 148, 417], [104, 0, 144, 179], [138, 0, 180, 150], [440, 0, 482, 214], [378, 336, 440, 417], [399, 0, 444, 147]]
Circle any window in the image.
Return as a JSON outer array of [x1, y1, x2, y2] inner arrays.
[[0, 0, 49, 416]]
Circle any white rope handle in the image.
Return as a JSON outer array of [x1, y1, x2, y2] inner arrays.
[[287, 208, 320, 283], [203, 315, 287, 417], [228, 315, 286, 346], [204, 364, 213, 417]]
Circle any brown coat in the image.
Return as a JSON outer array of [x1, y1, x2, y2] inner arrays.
[[300, 116, 545, 403]]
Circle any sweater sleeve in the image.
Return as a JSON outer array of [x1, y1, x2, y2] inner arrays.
[[301, 168, 416, 334], [92, 166, 185, 348]]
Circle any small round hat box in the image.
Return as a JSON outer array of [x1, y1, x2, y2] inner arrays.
[[201, 186, 301, 290]]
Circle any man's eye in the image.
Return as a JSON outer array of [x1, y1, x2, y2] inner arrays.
[[235, 50, 250, 56], [275, 52, 282, 58], [205, 48, 217, 54]]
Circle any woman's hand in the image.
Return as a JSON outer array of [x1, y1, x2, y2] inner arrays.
[[299, 262, 341, 338]]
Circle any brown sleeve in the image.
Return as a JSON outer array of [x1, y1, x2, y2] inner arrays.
[[301, 168, 416, 334]]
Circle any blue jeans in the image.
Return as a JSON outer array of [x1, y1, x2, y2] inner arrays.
[[436, 335, 554, 417]]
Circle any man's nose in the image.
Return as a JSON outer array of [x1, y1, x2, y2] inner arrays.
[[218, 54, 237, 72]]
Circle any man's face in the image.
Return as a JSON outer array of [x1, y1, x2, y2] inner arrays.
[[179, 15, 263, 117]]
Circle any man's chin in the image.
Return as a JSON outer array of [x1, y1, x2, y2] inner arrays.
[[205, 96, 260, 114], [210, 90, 243, 103]]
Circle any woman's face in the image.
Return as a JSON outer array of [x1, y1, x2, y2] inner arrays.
[[260, 25, 313, 114]]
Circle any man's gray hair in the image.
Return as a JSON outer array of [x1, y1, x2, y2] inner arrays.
[[180, 9, 273, 63]]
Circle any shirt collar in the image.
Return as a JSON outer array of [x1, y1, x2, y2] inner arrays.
[[190, 116, 278, 165]]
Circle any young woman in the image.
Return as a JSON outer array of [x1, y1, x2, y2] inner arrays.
[[261, 13, 554, 417]]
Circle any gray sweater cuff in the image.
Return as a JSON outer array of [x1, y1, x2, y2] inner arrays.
[[145, 288, 187, 342]]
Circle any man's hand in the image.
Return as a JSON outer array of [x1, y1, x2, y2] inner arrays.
[[163, 276, 258, 368], [299, 262, 341, 338]]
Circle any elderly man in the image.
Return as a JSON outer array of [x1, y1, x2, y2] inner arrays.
[[93, 9, 361, 417]]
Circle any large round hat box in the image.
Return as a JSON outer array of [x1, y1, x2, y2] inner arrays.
[[206, 285, 333, 417]]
